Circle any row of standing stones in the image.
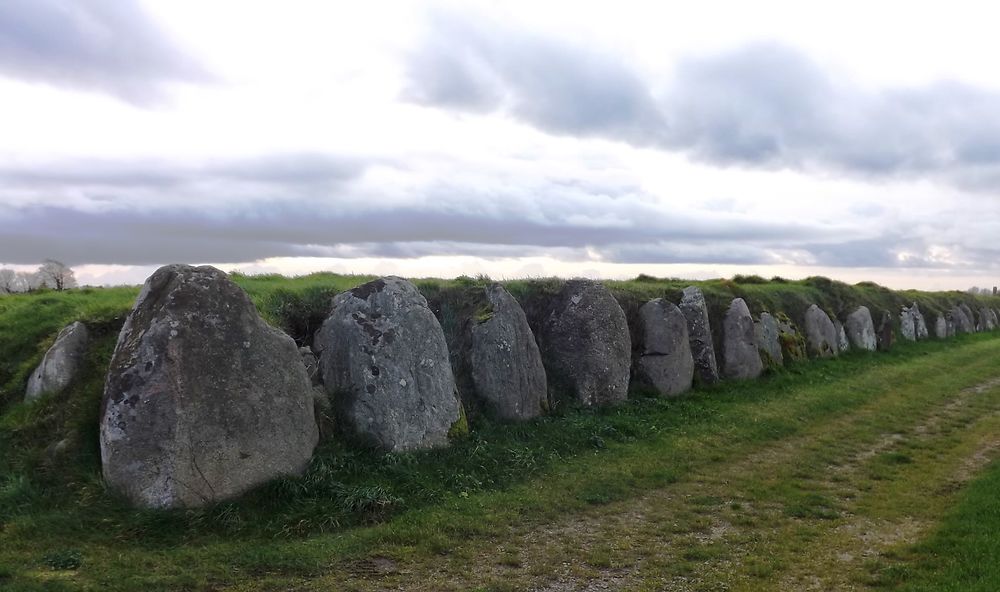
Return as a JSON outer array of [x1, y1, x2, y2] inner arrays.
[[20, 265, 1000, 509]]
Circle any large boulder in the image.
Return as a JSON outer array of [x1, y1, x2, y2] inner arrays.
[[25, 321, 89, 403], [679, 286, 720, 385], [100, 265, 318, 509], [845, 306, 877, 351], [721, 298, 763, 380], [537, 279, 631, 407], [315, 277, 463, 451], [754, 312, 783, 367], [876, 310, 895, 351], [804, 305, 838, 358], [469, 284, 548, 420], [633, 298, 694, 396]]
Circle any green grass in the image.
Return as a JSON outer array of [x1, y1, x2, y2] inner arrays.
[[871, 459, 1000, 591], [3, 272, 1000, 590]]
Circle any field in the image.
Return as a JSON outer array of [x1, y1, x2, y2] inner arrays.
[[1, 273, 1000, 591]]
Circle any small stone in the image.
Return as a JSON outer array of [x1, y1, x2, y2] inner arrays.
[[25, 321, 89, 403]]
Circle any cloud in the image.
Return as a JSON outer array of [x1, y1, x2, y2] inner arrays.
[[0, 153, 369, 210], [404, 12, 1000, 190], [0, 0, 210, 104], [0, 153, 838, 266], [404, 11, 666, 143]]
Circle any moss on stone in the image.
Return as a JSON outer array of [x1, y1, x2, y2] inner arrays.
[[448, 403, 469, 439]]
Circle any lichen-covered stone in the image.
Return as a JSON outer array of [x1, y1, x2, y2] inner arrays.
[[845, 306, 877, 351], [537, 279, 631, 407], [25, 321, 89, 402], [101, 265, 318, 509], [634, 298, 694, 396], [804, 305, 838, 358], [754, 312, 783, 368], [315, 276, 462, 452], [679, 286, 720, 385], [900, 307, 917, 341], [776, 315, 807, 363], [721, 298, 763, 380], [469, 284, 548, 420]]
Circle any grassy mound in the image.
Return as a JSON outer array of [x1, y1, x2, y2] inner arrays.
[[1, 271, 998, 563]]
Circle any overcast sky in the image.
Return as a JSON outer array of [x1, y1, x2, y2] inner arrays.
[[3, 0, 1000, 289]]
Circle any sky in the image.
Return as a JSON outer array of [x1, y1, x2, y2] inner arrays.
[[2, 1, 1000, 289]]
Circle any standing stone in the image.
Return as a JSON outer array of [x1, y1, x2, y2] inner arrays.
[[537, 279, 631, 407], [912, 304, 929, 340], [845, 306, 877, 351], [876, 310, 895, 351], [804, 305, 839, 358], [900, 307, 917, 341], [634, 298, 694, 396], [680, 286, 720, 385], [777, 317, 807, 362], [834, 320, 850, 353], [950, 305, 974, 334], [315, 277, 462, 452], [960, 304, 977, 332], [721, 298, 763, 380], [977, 306, 996, 332], [25, 321, 89, 403], [469, 284, 548, 420], [933, 314, 948, 339], [101, 265, 318, 509], [754, 312, 783, 367]]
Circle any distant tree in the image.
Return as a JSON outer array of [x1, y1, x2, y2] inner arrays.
[[16, 271, 41, 292], [968, 286, 984, 295], [36, 259, 77, 291], [0, 268, 14, 294]]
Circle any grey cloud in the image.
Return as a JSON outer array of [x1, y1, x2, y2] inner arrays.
[[0, 153, 368, 192], [0, 153, 832, 267], [405, 14, 1000, 189], [405, 11, 666, 143], [0, 0, 210, 104], [1, 154, 975, 272]]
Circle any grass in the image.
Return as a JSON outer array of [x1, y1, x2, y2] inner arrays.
[[868, 461, 1000, 592], [3, 272, 1000, 590]]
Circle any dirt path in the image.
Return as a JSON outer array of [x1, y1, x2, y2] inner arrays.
[[308, 371, 1000, 592]]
